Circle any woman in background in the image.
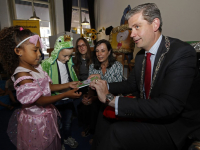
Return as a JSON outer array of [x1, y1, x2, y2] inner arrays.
[[74, 37, 92, 84], [73, 37, 94, 140], [86, 39, 123, 144]]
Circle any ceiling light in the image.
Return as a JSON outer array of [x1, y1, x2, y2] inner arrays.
[[29, 0, 41, 21], [81, 17, 89, 25], [29, 10, 41, 21]]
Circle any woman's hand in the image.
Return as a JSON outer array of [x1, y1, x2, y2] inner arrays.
[[64, 88, 82, 99], [87, 74, 101, 80]]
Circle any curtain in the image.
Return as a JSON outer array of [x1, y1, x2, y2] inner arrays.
[[49, 0, 57, 35], [87, 0, 96, 44], [63, 0, 72, 32]]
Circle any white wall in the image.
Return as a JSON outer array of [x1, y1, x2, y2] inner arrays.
[[1, 0, 200, 42], [95, 0, 200, 42]]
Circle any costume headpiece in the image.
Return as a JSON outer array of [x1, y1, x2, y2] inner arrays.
[[16, 35, 44, 48], [41, 34, 74, 78], [46, 34, 73, 64], [54, 35, 73, 51]]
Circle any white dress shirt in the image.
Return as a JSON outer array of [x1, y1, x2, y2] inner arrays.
[[57, 60, 69, 100]]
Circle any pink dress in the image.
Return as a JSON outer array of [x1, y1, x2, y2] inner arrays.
[[7, 65, 61, 150]]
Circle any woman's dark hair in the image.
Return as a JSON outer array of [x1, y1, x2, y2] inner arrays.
[[74, 37, 92, 77], [93, 39, 116, 70], [0, 25, 34, 75]]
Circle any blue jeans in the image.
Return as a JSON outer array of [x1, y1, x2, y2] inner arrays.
[[55, 99, 73, 140], [55, 98, 82, 140]]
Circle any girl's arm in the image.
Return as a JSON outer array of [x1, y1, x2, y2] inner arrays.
[[35, 88, 81, 106], [49, 81, 79, 92], [0, 88, 5, 96], [15, 72, 82, 106]]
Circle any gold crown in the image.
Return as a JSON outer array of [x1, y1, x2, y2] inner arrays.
[[64, 35, 71, 41]]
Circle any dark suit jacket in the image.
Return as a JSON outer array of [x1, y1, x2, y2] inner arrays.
[[109, 36, 200, 149]]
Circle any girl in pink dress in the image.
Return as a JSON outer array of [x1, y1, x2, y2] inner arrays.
[[0, 26, 82, 150]]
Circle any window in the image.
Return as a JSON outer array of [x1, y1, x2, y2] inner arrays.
[[71, 0, 90, 34], [9, 0, 55, 52]]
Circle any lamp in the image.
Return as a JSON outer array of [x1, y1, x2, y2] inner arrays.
[[79, 0, 89, 34], [81, 16, 89, 25], [29, 0, 41, 21]]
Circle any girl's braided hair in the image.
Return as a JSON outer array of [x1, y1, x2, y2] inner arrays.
[[0, 25, 33, 76]]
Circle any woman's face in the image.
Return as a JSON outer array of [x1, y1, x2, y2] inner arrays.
[[77, 40, 87, 56], [95, 43, 110, 64]]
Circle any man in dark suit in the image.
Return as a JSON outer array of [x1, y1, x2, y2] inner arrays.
[[90, 3, 200, 150]]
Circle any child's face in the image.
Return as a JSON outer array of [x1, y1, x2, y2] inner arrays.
[[19, 40, 41, 67], [57, 49, 73, 64]]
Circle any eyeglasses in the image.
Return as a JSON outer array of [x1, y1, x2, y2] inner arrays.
[[77, 44, 86, 49]]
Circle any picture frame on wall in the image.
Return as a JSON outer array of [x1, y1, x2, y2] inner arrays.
[[109, 24, 134, 53]]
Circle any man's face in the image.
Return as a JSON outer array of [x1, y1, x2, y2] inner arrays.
[[57, 49, 73, 64], [128, 12, 157, 51]]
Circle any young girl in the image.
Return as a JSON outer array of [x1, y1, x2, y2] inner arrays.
[[0, 26, 81, 150], [73, 38, 94, 138], [73, 37, 92, 83]]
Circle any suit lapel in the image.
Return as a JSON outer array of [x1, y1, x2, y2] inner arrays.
[[152, 36, 167, 75], [138, 36, 170, 99]]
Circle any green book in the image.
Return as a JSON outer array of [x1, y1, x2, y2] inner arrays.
[[77, 76, 99, 88]]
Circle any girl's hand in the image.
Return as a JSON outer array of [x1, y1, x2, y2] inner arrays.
[[82, 94, 97, 105], [6, 105, 14, 110], [87, 74, 101, 80], [64, 88, 82, 99], [69, 81, 80, 89], [0, 88, 5, 96], [82, 94, 91, 105]]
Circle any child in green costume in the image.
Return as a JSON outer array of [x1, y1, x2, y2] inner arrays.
[[42, 35, 80, 149]]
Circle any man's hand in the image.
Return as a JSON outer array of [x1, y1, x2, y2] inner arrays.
[[90, 79, 109, 103]]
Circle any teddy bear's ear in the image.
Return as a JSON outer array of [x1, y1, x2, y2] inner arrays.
[[105, 26, 113, 35]]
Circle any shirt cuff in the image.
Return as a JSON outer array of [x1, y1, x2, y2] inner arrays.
[[115, 96, 119, 115]]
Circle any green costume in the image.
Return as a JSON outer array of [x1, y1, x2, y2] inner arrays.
[[41, 35, 78, 86]]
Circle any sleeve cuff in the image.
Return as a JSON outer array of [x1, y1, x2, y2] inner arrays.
[[115, 96, 119, 115]]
